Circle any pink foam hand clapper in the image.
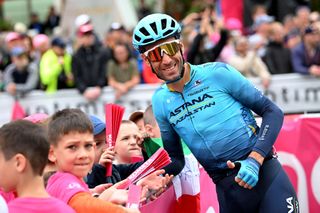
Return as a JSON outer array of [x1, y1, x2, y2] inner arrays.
[[105, 103, 125, 176], [126, 184, 142, 209], [117, 148, 171, 189]]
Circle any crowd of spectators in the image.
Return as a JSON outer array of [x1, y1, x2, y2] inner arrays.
[[0, 3, 319, 100]]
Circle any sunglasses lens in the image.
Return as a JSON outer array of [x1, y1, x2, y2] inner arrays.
[[146, 41, 180, 62]]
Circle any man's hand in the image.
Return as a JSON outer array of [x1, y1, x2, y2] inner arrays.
[[137, 170, 173, 200], [227, 157, 261, 189], [309, 65, 320, 77]]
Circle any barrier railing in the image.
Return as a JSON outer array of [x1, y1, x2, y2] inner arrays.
[[1, 73, 320, 125]]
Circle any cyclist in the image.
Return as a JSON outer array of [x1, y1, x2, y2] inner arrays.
[[132, 13, 299, 213]]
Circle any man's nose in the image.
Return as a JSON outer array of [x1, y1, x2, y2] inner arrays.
[[161, 52, 172, 64]]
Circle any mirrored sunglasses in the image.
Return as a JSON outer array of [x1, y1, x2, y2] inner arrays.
[[144, 40, 181, 62]]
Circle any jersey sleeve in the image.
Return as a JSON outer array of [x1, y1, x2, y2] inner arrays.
[[152, 89, 185, 175], [68, 192, 125, 213], [213, 63, 284, 157]]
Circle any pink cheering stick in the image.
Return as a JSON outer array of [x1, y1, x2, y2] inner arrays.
[[105, 103, 125, 177], [117, 148, 171, 189]]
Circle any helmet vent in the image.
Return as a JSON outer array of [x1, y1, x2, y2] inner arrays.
[[150, 22, 158, 35], [140, 27, 150, 36], [170, 20, 175, 28], [161, 19, 167, 30], [143, 38, 153, 43], [163, 29, 173, 37], [134, 34, 141, 42]]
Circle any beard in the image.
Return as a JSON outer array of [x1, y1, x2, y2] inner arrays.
[[155, 57, 184, 82]]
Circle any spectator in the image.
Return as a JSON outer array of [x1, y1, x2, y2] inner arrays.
[[86, 114, 172, 200], [20, 34, 34, 61], [103, 23, 133, 62], [282, 14, 301, 49], [114, 120, 142, 164], [295, 6, 311, 33], [128, 110, 145, 134], [4, 46, 39, 96], [107, 42, 140, 101], [28, 12, 45, 34], [86, 115, 143, 186], [264, 22, 293, 74], [291, 25, 320, 76], [46, 108, 139, 212], [40, 37, 73, 93], [13, 22, 27, 34], [228, 36, 271, 88], [218, 17, 242, 63], [104, 23, 130, 50], [0, 32, 24, 72], [44, 6, 60, 34], [72, 24, 108, 101], [74, 14, 102, 48], [187, 7, 228, 64], [248, 14, 274, 58], [0, 120, 74, 213], [74, 14, 91, 29], [32, 34, 50, 63]]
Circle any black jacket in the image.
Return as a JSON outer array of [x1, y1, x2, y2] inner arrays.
[[86, 162, 143, 188], [263, 41, 293, 74], [72, 45, 109, 93], [187, 29, 229, 65]]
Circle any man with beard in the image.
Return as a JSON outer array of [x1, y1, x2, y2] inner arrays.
[[132, 13, 299, 213]]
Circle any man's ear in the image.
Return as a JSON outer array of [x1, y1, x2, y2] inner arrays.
[[14, 154, 27, 173], [144, 124, 154, 138], [48, 145, 56, 163]]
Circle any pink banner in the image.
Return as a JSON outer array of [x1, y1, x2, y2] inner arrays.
[[275, 114, 320, 213]]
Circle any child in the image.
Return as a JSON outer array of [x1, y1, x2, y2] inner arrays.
[[0, 120, 75, 212], [46, 108, 139, 213], [107, 42, 140, 100], [114, 120, 143, 164], [87, 115, 144, 187], [87, 115, 172, 197]]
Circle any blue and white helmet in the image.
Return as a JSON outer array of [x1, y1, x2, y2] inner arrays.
[[132, 13, 181, 53]]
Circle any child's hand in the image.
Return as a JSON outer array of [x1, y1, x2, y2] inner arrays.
[[99, 146, 115, 166], [99, 179, 129, 201], [90, 183, 113, 194]]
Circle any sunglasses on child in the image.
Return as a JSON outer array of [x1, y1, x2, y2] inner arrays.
[[143, 40, 181, 62]]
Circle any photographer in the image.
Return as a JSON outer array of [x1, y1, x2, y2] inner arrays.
[[186, 5, 229, 64]]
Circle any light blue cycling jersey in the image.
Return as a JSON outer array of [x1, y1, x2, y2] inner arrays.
[[152, 62, 281, 174]]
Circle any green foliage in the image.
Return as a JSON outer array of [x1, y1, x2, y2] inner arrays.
[[0, 18, 13, 31]]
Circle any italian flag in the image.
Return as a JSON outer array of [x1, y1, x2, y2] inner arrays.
[[144, 138, 200, 213]]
